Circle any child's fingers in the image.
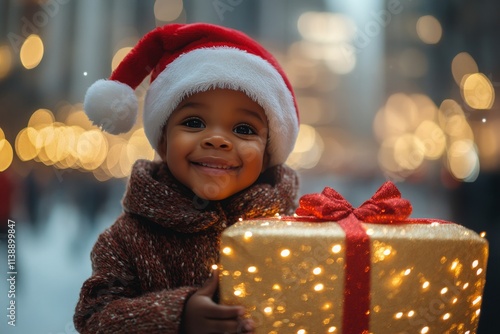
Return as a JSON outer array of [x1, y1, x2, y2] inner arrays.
[[203, 303, 244, 320]]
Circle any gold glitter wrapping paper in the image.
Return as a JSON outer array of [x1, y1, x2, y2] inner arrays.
[[219, 219, 488, 334]]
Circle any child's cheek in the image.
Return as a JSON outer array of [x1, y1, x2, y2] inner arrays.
[[238, 141, 266, 165]]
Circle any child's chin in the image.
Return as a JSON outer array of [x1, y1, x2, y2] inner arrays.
[[193, 188, 231, 201]]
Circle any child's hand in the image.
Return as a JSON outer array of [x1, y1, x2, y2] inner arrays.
[[182, 269, 254, 334]]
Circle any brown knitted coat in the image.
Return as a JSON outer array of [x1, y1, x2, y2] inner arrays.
[[74, 159, 299, 333]]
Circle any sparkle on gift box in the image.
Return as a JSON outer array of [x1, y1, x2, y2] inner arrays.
[[280, 249, 291, 257], [331, 244, 341, 253]]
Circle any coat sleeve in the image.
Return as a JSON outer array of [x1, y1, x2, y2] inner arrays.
[[73, 222, 198, 333]]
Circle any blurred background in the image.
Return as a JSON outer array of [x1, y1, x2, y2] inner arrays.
[[0, 0, 498, 333]]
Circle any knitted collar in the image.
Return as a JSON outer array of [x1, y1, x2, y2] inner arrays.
[[122, 160, 299, 233]]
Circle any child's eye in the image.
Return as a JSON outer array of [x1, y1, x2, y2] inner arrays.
[[233, 124, 256, 135], [182, 118, 205, 128]]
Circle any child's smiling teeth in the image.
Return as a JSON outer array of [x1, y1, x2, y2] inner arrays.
[[196, 162, 235, 169]]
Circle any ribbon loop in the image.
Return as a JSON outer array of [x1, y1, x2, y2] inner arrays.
[[295, 186, 354, 221]]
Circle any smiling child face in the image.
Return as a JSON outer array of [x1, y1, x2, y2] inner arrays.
[[159, 89, 269, 200]]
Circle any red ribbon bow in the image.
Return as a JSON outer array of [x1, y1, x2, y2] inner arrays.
[[293, 181, 448, 334], [295, 181, 413, 224]]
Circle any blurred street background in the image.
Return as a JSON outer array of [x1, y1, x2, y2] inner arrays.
[[0, 0, 499, 333]]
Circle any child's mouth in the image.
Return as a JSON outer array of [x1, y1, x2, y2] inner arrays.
[[194, 162, 236, 170]]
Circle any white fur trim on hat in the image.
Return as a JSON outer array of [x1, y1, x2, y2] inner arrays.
[[144, 47, 298, 167], [84, 79, 138, 134]]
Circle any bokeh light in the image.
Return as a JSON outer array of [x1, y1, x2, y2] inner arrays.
[[461, 73, 495, 110], [154, 0, 184, 22], [286, 124, 324, 170], [29, 108, 56, 129], [296, 12, 357, 75], [0, 45, 13, 79], [20, 34, 44, 69], [447, 140, 480, 182], [393, 134, 426, 171], [416, 15, 443, 44], [414, 120, 446, 160], [0, 128, 13, 171], [0, 139, 13, 172]]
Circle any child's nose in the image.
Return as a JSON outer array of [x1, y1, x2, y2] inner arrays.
[[201, 134, 233, 150]]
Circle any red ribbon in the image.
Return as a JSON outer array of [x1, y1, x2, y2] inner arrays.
[[293, 181, 449, 334]]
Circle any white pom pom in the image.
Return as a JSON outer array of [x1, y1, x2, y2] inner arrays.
[[83, 79, 138, 134]]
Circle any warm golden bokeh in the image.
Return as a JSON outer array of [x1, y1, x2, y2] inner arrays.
[[461, 73, 495, 110], [0, 135, 14, 172], [296, 11, 357, 75], [12, 103, 156, 180], [20, 34, 44, 69], [286, 124, 324, 170], [154, 0, 184, 22]]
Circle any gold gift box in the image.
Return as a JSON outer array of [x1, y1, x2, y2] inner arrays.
[[219, 218, 488, 334]]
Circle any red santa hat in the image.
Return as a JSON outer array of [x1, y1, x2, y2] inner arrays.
[[84, 23, 299, 167]]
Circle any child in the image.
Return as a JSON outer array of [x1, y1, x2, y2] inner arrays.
[[74, 23, 300, 333]]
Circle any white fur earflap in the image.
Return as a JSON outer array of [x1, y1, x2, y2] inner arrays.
[[84, 79, 138, 134]]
